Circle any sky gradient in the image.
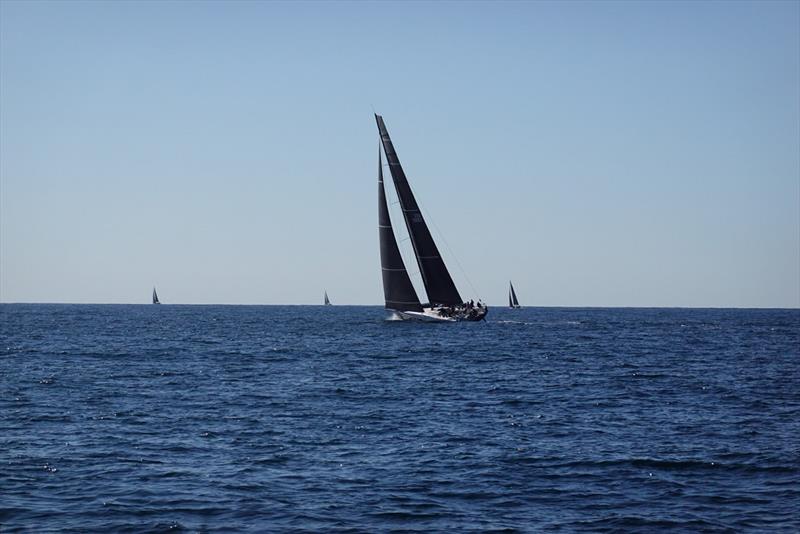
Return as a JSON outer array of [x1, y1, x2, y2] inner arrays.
[[1, 0, 798, 307]]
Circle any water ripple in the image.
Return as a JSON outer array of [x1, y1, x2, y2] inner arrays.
[[0, 304, 798, 531]]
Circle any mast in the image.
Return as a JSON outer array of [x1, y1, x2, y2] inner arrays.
[[378, 146, 423, 312], [375, 114, 462, 306]]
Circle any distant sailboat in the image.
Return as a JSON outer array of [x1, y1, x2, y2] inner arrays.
[[376, 114, 487, 322], [152, 287, 161, 305], [324, 291, 331, 306], [508, 281, 521, 309]]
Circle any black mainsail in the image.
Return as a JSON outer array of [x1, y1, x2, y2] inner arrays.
[[378, 148, 424, 312], [375, 114, 462, 306], [509, 281, 520, 308], [152, 287, 160, 305], [324, 291, 331, 305]]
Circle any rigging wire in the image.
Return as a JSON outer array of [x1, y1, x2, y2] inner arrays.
[[416, 196, 482, 301]]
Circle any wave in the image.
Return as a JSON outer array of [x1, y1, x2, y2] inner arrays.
[[506, 456, 799, 474]]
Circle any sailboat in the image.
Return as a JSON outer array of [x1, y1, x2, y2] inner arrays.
[[152, 287, 160, 305], [376, 114, 487, 322], [508, 281, 521, 308], [324, 291, 331, 306]]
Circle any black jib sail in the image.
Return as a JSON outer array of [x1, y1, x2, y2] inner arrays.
[[378, 148, 424, 312], [375, 114, 462, 306]]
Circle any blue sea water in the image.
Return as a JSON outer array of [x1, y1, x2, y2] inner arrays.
[[1, 304, 798, 532]]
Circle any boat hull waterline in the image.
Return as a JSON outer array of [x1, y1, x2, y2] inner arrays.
[[393, 309, 456, 322], [391, 306, 488, 322]]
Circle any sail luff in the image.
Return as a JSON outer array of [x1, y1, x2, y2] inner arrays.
[[375, 114, 462, 306], [378, 146, 423, 312]]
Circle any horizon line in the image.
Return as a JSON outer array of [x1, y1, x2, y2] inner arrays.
[[0, 302, 798, 310]]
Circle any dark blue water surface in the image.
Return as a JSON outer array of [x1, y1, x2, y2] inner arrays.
[[1, 304, 798, 532]]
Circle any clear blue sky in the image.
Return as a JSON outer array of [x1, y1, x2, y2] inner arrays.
[[1, 0, 798, 307]]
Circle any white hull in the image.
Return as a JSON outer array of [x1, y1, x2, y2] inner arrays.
[[390, 306, 487, 322], [393, 308, 457, 322]]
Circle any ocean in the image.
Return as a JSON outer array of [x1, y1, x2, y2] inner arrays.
[[1, 304, 798, 532]]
